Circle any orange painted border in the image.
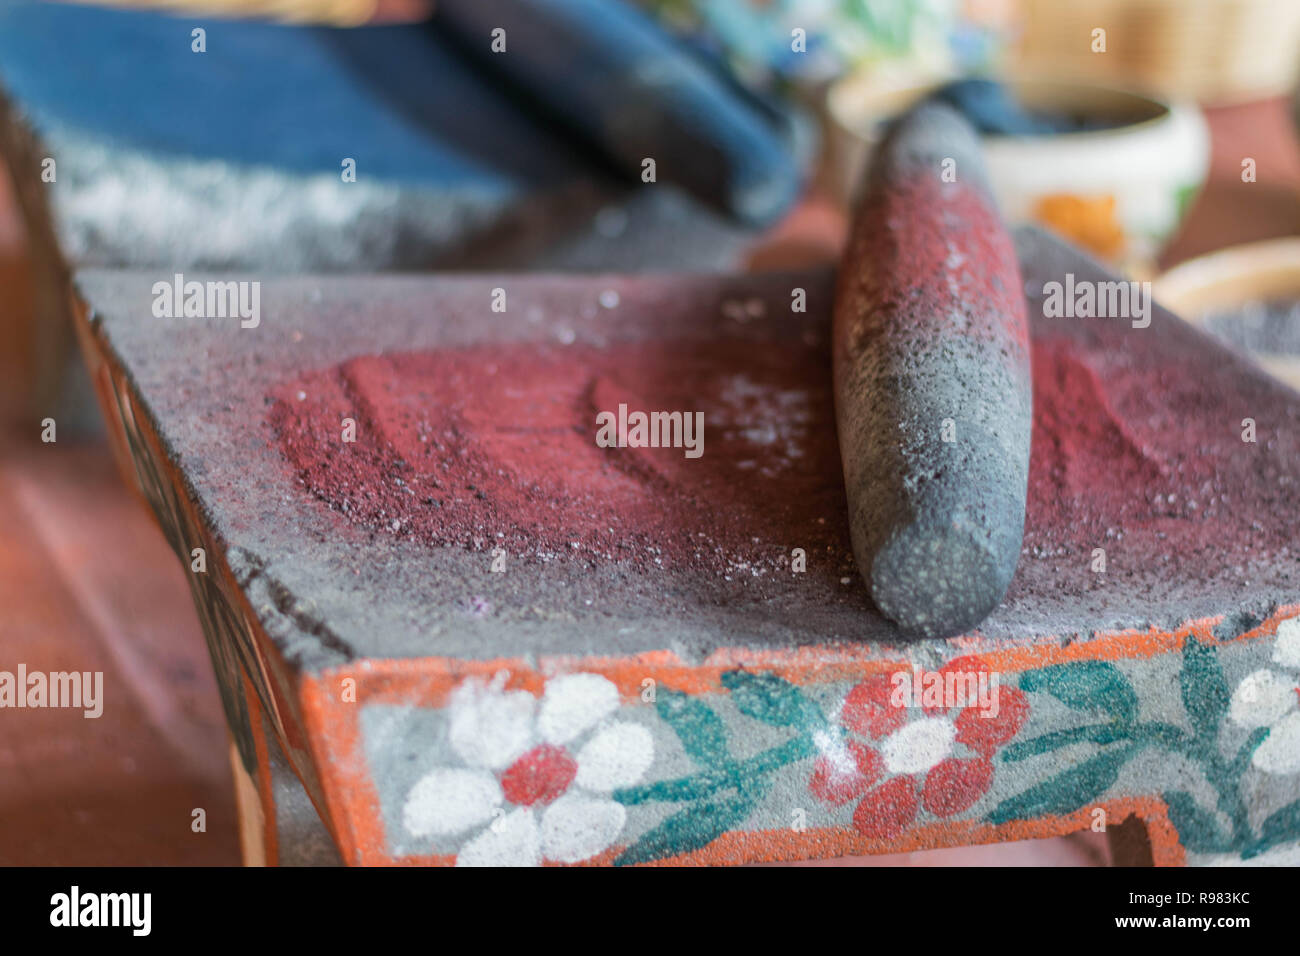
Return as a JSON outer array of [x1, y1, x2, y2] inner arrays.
[[297, 606, 1297, 867]]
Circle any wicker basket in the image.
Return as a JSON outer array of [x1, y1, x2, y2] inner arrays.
[[1015, 0, 1300, 104]]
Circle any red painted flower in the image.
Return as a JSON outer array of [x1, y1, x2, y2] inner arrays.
[[809, 658, 1029, 839]]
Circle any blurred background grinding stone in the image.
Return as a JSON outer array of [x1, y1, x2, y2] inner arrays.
[[0, 0, 769, 274]]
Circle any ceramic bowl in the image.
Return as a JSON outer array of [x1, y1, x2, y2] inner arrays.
[[824, 75, 1209, 268]]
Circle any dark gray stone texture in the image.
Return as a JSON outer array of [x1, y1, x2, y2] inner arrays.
[[833, 105, 1033, 639]]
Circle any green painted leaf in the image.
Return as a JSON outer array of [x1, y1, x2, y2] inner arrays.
[[1246, 799, 1300, 858], [613, 790, 759, 866], [614, 769, 731, 806], [1000, 723, 1130, 761], [1020, 661, 1137, 726], [989, 743, 1136, 824], [720, 670, 822, 729], [1180, 636, 1229, 739], [617, 735, 818, 807], [1163, 791, 1229, 853], [1229, 726, 1271, 779], [656, 689, 730, 767]]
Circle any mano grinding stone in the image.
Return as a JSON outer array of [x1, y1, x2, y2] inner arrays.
[[833, 103, 1032, 639]]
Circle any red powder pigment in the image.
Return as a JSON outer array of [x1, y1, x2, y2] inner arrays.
[[268, 341, 852, 575], [269, 333, 1294, 586], [1028, 341, 1166, 541], [1022, 335, 1294, 583]]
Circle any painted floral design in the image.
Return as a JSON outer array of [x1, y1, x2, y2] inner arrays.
[[990, 631, 1300, 859], [402, 672, 653, 866], [1226, 618, 1300, 776], [610, 633, 1300, 864], [808, 657, 1028, 837], [610, 665, 1029, 864], [381, 621, 1300, 866]]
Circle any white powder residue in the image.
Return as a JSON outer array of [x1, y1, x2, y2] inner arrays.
[[715, 373, 812, 476]]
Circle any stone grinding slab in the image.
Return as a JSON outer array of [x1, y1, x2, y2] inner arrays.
[[71, 228, 1300, 865]]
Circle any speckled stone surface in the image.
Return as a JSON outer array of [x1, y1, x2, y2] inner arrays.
[[74, 232, 1300, 667]]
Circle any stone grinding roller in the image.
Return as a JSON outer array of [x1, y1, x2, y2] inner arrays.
[[832, 102, 1033, 639]]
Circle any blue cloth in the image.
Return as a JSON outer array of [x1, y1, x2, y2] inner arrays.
[[0, 0, 585, 197], [0, 0, 806, 223]]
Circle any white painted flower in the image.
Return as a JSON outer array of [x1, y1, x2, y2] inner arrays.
[[1227, 618, 1300, 775], [402, 672, 654, 866]]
